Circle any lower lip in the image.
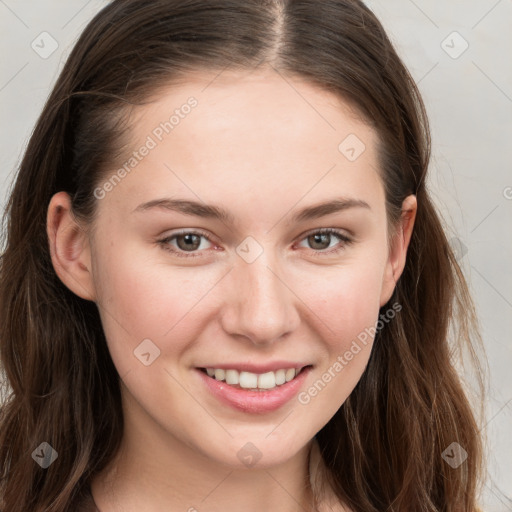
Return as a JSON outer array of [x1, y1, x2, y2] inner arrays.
[[195, 366, 312, 414]]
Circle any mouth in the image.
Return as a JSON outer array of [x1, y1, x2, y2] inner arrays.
[[195, 364, 314, 413], [197, 365, 312, 391]]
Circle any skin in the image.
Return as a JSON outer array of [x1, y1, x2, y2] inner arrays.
[[47, 68, 416, 512]]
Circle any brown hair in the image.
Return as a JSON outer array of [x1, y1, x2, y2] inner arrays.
[[0, 1, 488, 510]]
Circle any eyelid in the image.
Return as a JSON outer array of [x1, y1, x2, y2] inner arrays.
[[162, 228, 215, 242], [157, 227, 354, 258], [293, 228, 353, 255], [299, 226, 353, 241], [157, 229, 219, 258]]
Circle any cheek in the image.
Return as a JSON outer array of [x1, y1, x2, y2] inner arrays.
[[92, 229, 387, 382], [296, 260, 386, 410], [306, 257, 386, 345], [91, 241, 226, 372], [89, 233, 389, 449]]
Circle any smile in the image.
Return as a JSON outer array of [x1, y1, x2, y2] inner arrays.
[[196, 365, 313, 413], [199, 366, 309, 391]]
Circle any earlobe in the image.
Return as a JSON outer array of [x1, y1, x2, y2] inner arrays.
[[46, 191, 96, 301], [379, 195, 417, 307]]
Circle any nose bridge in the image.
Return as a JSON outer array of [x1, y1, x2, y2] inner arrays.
[[220, 250, 299, 344]]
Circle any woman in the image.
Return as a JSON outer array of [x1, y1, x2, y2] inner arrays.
[[0, 1, 487, 510]]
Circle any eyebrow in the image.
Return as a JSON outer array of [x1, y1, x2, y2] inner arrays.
[[132, 197, 371, 224]]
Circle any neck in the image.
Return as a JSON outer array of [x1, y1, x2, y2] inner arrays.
[[91, 387, 315, 512]]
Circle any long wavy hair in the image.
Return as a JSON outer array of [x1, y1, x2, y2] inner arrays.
[[0, 1, 488, 510]]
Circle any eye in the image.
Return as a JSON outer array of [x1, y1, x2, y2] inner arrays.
[[296, 228, 353, 256], [157, 230, 216, 258], [157, 228, 354, 259]]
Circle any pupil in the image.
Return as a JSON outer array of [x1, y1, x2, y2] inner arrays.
[[310, 233, 329, 250], [178, 234, 200, 251]]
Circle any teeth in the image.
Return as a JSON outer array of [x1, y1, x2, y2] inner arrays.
[[225, 369, 239, 385], [239, 371, 258, 389], [275, 369, 286, 385], [257, 371, 275, 389], [204, 367, 303, 390], [285, 368, 296, 382]]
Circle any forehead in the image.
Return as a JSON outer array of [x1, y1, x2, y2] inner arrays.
[[103, 69, 384, 223], [139, 68, 374, 146]]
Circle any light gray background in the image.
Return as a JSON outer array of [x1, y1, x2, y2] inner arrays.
[[1, 0, 511, 509]]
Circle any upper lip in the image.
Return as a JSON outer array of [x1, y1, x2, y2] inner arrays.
[[196, 361, 311, 373]]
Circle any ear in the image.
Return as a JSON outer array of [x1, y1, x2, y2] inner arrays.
[[46, 191, 96, 301], [379, 194, 417, 307]]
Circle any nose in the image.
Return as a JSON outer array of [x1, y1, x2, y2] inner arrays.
[[219, 253, 300, 346]]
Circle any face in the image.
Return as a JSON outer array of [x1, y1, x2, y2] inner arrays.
[[49, 68, 415, 470]]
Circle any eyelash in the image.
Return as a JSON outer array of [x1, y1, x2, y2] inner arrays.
[[157, 228, 354, 259]]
